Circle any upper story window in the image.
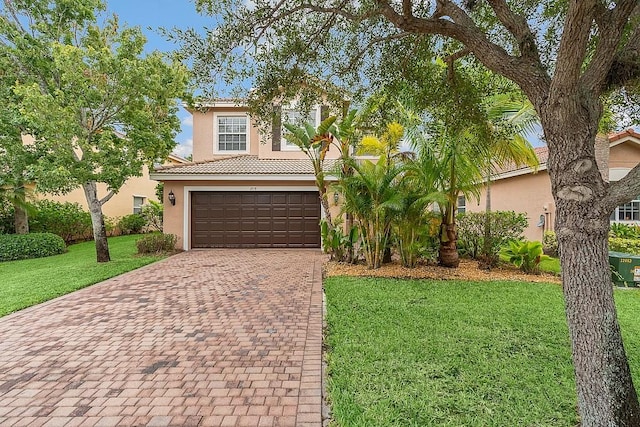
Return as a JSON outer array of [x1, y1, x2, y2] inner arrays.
[[282, 107, 319, 150], [215, 115, 249, 153]]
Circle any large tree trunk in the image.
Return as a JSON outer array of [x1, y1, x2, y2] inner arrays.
[[543, 108, 640, 425], [82, 181, 110, 263], [13, 179, 28, 234]]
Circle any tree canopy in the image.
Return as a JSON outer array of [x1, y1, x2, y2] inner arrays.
[[1, 0, 189, 261]]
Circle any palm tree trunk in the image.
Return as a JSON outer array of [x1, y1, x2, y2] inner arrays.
[[480, 170, 495, 269]]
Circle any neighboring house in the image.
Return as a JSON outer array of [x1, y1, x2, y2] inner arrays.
[[151, 99, 341, 250], [41, 153, 188, 219], [466, 129, 640, 241]]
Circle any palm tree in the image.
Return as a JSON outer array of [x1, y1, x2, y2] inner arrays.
[[339, 156, 404, 268], [283, 116, 337, 230], [408, 123, 487, 267], [478, 95, 540, 267]]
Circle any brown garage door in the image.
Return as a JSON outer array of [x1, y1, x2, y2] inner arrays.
[[191, 191, 321, 248]]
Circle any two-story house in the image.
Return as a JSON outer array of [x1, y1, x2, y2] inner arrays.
[[151, 99, 341, 250]]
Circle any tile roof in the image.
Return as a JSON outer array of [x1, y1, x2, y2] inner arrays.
[[493, 146, 549, 175], [609, 128, 640, 143], [154, 155, 337, 175], [495, 129, 640, 176]]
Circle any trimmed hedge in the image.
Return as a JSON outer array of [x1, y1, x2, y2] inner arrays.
[[0, 233, 66, 261], [609, 238, 640, 256]]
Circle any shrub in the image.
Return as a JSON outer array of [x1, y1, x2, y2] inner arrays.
[[104, 216, 117, 237], [610, 223, 640, 239], [30, 200, 92, 243], [136, 233, 177, 254], [543, 231, 559, 257], [0, 198, 15, 234], [141, 200, 163, 232], [118, 214, 146, 235], [501, 240, 550, 274], [457, 211, 528, 265], [0, 232, 66, 261], [609, 238, 640, 255], [321, 220, 359, 262]]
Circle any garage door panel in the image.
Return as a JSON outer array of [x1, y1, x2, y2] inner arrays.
[[272, 220, 287, 231], [272, 207, 287, 218], [256, 221, 271, 231], [256, 207, 271, 218], [191, 191, 320, 248], [289, 221, 304, 232], [288, 206, 303, 217], [271, 193, 287, 204]]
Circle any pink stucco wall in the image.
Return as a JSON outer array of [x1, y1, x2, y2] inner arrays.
[[467, 171, 555, 242]]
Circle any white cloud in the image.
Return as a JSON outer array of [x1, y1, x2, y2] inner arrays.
[[181, 115, 193, 127], [173, 138, 193, 158]]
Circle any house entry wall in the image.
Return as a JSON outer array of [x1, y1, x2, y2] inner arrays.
[[190, 191, 321, 248]]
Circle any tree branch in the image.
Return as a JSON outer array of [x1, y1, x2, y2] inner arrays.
[[375, 0, 551, 102], [582, 1, 640, 93], [99, 190, 115, 206], [552, 1, 598, 91], [486, 0, 541, 64], [603, 163, 640, 211]]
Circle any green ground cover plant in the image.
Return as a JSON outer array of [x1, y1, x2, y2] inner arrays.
[[0, 234, 164, 316], [325, 277, 640, 426]]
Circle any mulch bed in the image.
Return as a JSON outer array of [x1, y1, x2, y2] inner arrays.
[[324, 258, 561, 284]]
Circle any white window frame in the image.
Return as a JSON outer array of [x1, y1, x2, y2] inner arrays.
[[457, 195, 466, 214], [281, 106, 321, 151], [213, 113, 250, 155], [611, 197, 640, 223], [133, 196, 146, 214]]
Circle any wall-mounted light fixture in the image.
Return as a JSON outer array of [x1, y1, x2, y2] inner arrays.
[[333, 191, 340, 206], [168, 190, 176, 206]]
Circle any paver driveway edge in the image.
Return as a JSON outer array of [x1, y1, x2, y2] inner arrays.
[[297, 256, 324, 426]]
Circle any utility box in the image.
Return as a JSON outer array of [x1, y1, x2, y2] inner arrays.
[[609, 251, 640, 287]]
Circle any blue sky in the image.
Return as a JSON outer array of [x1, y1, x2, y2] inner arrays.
[[105, 0, 210, 158]]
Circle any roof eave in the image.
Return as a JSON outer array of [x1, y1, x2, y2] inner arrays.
[[150, 173, 337, 181]]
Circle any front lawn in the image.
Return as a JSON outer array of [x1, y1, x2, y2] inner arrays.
[[324, 277, 640, 426], [0, 234, 165, 317]]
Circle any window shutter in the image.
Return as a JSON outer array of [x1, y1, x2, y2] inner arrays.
[[272, 105, 281, 151], [320, 105, 329, 122]]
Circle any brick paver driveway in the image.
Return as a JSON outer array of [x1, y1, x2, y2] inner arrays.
[[0, 250, 325, 427]]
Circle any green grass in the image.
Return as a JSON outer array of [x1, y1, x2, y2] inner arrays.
[[0, 235, 165, 317], [325, 277, 640, 426], [539, 256, 561, 274]]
